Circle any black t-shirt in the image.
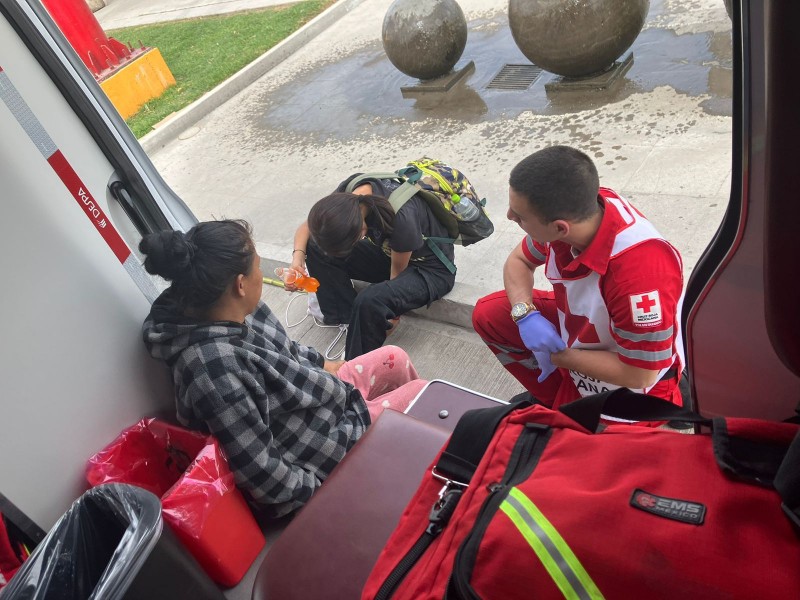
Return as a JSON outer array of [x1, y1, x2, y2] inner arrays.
[[336, 175, 455, 272]]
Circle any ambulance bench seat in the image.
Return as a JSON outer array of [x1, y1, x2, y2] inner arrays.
[[251, 409, 450, 600]]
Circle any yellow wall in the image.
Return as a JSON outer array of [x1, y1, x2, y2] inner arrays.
[[100, 47, 175, 119]]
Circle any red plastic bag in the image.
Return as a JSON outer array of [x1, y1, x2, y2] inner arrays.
[[86, 419, 265, 587], [0, 513, 28, 589]]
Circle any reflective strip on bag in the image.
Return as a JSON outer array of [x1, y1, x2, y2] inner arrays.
[[500, 487, 604, 600]]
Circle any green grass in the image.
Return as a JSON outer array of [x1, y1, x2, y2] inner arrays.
[[108, 0, 334, 138]]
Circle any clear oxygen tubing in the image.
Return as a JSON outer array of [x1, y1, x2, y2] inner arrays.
[[262, 276, 346, 360]]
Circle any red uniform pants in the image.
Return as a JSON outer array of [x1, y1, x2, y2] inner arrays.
[[472, 290, 579, 408]]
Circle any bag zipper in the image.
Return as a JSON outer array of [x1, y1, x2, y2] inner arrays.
[[374, 486, 464, 600], [448, 423, 553, 600]]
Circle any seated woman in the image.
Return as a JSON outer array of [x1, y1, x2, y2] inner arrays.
[[140, 219, 427, 517], [290, 175, 456, 359]]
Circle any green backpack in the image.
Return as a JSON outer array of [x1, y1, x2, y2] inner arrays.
[[345, 157, 494, 273]]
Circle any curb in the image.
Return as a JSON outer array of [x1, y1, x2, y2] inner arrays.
[[255, 241, 481, 331], [141, 0, 368, 154]]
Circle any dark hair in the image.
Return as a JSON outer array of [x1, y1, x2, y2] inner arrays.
[[308, 192, 395, 258], [139, 219, 255, 311], [509, 146, 600, 223]]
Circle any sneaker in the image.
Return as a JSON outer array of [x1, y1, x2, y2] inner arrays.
[[307, 293, 324, 321]]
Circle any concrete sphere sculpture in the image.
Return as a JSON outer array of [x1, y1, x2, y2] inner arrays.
[[509, 0, 649, 78], [382, 0, 468, 81]]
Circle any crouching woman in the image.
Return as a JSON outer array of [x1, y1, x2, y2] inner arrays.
[[140, 219, 426, 517]]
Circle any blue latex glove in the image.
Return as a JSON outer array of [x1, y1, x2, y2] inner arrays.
[[533, 350, 558, 382], [516, 311, 566, 354]]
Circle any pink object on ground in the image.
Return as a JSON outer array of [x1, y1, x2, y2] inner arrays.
[[337, 345, 428, 421]]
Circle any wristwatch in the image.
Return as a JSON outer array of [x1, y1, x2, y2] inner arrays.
[[510, 302, 538, 322]]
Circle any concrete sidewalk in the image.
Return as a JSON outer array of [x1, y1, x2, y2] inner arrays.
[[143, 0, 732, 322], [130, 0, 732, 395]]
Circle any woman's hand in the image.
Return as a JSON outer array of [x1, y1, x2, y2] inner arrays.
[[284, 253, 306, 292], [324, 360, 345, 375]]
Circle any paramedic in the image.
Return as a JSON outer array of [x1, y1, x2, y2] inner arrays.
[[472, 146, 685, 412]]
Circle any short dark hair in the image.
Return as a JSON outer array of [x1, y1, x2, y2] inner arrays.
[[308, 192, 394, 258], [139, 219, 255, 311], [509, 146, 600, 223]]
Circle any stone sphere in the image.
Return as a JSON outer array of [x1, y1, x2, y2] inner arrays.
[[509, 0, 649, 78], [382, 0, 468, 81]]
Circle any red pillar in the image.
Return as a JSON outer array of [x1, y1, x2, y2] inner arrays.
[[41, 0, 134, 78]]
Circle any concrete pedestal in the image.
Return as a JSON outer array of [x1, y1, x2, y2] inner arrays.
[[400, 61, 475, 99], [544, 53, 634, 92]]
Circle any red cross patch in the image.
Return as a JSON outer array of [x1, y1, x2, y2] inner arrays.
[[629, 291, 663, 326]]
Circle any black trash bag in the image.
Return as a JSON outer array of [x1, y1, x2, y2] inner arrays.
[[0, 483, 162, 600]]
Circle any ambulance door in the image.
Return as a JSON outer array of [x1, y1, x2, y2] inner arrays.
[[0, 0, 196, 528], [682, 0, 800, 419]]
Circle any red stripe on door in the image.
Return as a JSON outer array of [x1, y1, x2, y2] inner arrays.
[[47, 150, 131, 264]]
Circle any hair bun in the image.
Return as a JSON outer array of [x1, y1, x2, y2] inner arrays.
[[139, 230, 195, 281]]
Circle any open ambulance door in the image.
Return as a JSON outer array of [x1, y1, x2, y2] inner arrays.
[[682, 0, 800, 420], [0, 0, 195, 529]]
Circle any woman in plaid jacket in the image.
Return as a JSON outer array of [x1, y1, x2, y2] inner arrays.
[[141, 220, 425, 517]]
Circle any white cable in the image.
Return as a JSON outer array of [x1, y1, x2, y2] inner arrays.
[[283, 291, 347, 360], [284, 291, 310, 328], [324, 325, 347, 361]]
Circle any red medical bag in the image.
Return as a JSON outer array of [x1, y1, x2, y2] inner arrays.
[[362, 390, 800, 599]]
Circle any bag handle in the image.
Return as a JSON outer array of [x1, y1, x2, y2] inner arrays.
[[560, 389, 800, 511], [558, 388, 710, 432]]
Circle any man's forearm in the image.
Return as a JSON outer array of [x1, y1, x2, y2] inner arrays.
[[504, 251, 536, 306], [551, 348, 660, 389]]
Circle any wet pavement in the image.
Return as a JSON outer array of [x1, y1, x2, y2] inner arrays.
[[147, 0, 732, 319], [140, 0, 732, 397], [255, 0, 731, 137]]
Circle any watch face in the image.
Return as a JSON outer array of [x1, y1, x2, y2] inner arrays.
[[511, 303, 528, 319]]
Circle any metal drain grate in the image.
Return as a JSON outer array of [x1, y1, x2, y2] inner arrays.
[[487, 64, 542, 90]]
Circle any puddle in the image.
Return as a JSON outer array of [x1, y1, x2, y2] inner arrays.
[[250, 3, 732, 140]]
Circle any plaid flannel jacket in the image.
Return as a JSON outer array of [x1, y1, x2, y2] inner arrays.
[[143, 293, 370, 517]]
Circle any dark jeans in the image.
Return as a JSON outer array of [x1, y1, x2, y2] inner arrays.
[[306, 240, 455, 359]]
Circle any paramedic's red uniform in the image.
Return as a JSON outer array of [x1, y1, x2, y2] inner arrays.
[[473, 188, 685, 413]]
